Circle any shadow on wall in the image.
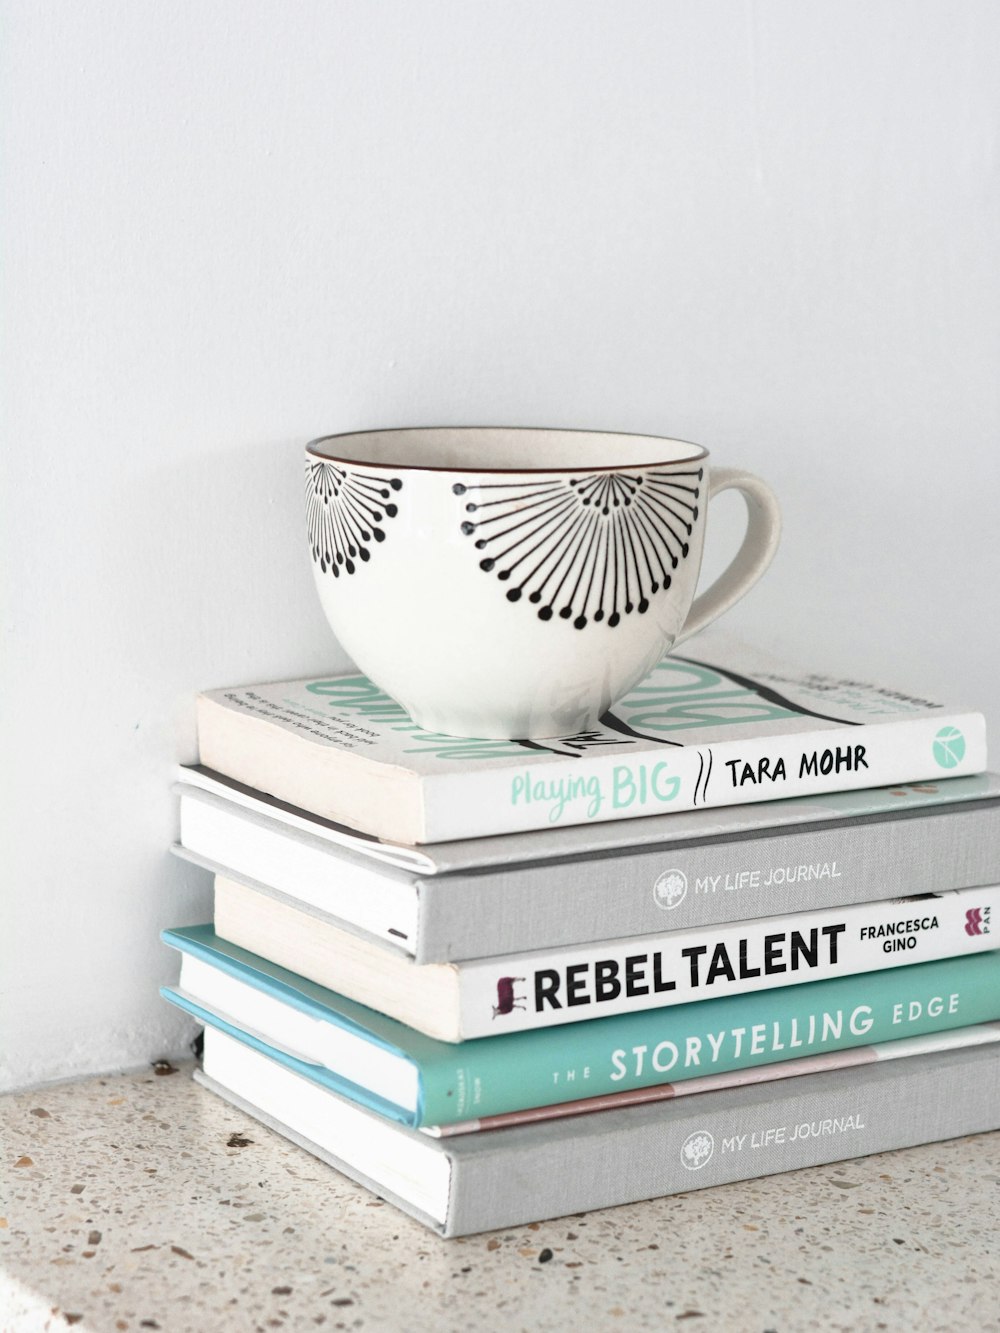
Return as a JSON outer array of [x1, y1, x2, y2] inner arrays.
[[95, 435, 354, 761], [1, 436, 357, 1087]]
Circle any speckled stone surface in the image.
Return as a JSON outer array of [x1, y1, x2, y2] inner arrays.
[[2, 1063, 998, 1333]]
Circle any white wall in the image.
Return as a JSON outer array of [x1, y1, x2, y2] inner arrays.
[[3, 1, 998, 1091]]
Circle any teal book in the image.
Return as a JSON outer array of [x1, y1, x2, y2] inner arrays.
[[162, 925, 1000, 1130]]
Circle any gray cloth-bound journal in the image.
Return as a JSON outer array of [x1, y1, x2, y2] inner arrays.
[[195, 1040, 1000, 1237], [177, 772, 1000, 962]]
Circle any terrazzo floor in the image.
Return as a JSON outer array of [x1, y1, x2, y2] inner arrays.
[[2, 1062, 998, 1332]]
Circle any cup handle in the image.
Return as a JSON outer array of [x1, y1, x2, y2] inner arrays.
[[673, 468, 782, 646]]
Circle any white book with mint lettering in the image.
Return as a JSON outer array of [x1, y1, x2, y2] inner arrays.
[[195, 632, 986, 844]]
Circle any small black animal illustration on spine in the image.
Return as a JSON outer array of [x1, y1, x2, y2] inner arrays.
[[492, 976, 527, 1019]]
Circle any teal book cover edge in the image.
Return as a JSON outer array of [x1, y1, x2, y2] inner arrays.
[[160, 988, 420, 1126], [162, 926, 1000, 1128], [159, 986, 424, 1130]]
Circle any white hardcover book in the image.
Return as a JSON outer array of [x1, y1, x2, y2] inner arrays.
[[215, 877, 1000, 1041], [195, 631, 987, 844]]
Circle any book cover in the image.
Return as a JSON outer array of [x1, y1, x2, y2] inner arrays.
[[196, 631, 987, 842], [434, 1024, 1000, 1136], [214, 880, 1000, 1040], [162, 925, 1000, 1128], [177, 765, 1000, 875], [173, 772, 1000, 962], [195, 1034, 1000, 1236]]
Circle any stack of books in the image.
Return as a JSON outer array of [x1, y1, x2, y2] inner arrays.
[[162, 634, 1000, 1237]]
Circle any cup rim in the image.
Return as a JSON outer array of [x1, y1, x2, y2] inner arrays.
[[305, 425, 710, 474]]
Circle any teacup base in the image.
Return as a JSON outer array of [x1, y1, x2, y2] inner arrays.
[[405, 702, 599, 742]]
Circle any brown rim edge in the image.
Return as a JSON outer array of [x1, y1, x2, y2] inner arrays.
[[305, 425, 710, 474]]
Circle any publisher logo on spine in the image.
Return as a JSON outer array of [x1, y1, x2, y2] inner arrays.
[[965, 907, 991, 937], [653, 869, 688, 910], [933, 726, 966, 770], [680, 1130, 715, 1170]]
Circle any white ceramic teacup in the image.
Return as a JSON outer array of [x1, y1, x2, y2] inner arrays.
[[305, 427, 781, 739]]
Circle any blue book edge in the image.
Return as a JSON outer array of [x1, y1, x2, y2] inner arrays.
[[161, 925, 433, 1126], [160, 986, 420, 1128]]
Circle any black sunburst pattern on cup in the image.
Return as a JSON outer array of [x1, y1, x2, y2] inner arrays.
[[454, 467, 702, 628], [306, 460, 403, 575]]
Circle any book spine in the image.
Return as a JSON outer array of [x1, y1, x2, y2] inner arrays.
[[446, 1041, 1000, 1236], [454, 883, 1000, 1038], [418, 799, 1000, 962], [421, 712, 987, 840], [418, 952, 1000, 1125], [434, 1024, 1000, 1135]]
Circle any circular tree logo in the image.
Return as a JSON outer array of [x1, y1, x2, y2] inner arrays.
[[653, 869, 688, 910], [933, 726, 966, 770], [680, 1130, 715, 1171]]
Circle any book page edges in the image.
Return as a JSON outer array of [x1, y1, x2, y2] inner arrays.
[[196, 693, 425, 844], [213, 875, 462, 1042], [193, 1071, 453, 1234]]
